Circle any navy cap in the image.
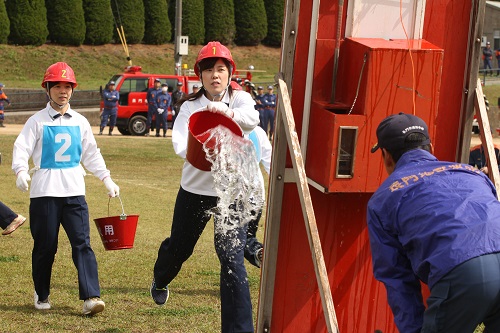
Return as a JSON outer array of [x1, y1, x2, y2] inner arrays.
[[267, 85, 273, 90], [193, 84, 199, 89], [257, 86, 263, 90], [371, 113, 430, 153], [0, 83, 4, 87], [154, 78, 161, 83], [161, 83, 168, 87], [108, 81, 115, 85], [177, 82, 183, 86]]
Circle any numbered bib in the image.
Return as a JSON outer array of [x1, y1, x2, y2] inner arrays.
[[41, 126, 82, 169]]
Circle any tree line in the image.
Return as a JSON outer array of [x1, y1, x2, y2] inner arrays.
[[0, 0, 283, 47]]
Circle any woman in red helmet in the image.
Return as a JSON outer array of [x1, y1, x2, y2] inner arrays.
[[12, 62, 120, 316], [151, 42, 260, 333]]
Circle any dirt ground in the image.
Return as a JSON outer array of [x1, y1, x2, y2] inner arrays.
[[0, 124, 172, 138]]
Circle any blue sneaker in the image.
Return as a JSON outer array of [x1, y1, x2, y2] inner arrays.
[[150, 279, 169, 305]]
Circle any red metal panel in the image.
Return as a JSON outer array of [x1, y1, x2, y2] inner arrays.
[[306, 38, 443, 192], [271, 188, 397, 332]]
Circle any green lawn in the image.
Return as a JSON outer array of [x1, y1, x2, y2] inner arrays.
[[0, 133, 264, 333]]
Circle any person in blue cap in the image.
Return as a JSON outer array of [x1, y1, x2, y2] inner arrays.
[[263, 85, 277, 137], [0, 83, 11, 127], [100, 81, 119, 135], [368, 112, 500, 333]]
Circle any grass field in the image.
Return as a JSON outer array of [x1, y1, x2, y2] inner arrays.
[[0, 132, 265, 333]]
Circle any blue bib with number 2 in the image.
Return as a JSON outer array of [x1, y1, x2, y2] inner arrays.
[[41, 125, 82, 169]]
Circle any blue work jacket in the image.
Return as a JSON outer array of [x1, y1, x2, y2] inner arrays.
[[102, 89, 119, 110], [367, 149, 500, 333]]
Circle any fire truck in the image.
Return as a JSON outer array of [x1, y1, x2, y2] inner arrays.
[[100, 65, 258, 136], [100, 65, 200, 136]]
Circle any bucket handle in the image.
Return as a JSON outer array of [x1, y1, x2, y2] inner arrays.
[[108, 196, 127, 220]]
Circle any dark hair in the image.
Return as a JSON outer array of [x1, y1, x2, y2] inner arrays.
[[177, 57, 233, 107], [387, 132, 431, 162]]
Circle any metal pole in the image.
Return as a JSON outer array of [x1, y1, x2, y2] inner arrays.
[[174, 0, 183, 75]]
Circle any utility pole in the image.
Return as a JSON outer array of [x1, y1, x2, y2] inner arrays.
[[174, 0, 182, 75]]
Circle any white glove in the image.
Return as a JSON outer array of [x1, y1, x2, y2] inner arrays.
[[16, 171, 31, 192], [206, 101, 232, 117], [157, 108, 164, 114], [103, 177, 120, 198], [172, 110, 176, 116]]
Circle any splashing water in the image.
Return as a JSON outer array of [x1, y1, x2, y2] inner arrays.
[[202, 125, 264, 235]]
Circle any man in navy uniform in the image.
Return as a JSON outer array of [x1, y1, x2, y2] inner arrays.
[[254, 86, 266, 129], [146, 78, 162, 136], [263, 85, 277, 137], [156, 83, 171, 137], [171, 82, 185, 128], [100, 81, 119, 135]]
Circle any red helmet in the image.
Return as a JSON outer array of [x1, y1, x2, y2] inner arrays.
[[194, 41, 236, 77], [42, 62, 78, 88]]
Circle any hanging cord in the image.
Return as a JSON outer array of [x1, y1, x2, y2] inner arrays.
[[400, 0, 416, 114], [113, 0, 132, 65], [348, 53, 367, 115]]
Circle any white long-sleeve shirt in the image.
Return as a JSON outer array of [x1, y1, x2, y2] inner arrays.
[[172, 90, 259, 196], [12, 103, 111, 198]]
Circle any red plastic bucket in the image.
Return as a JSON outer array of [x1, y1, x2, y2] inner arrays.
[[187, 110, 243, 171], [94, 197, 139, 250]]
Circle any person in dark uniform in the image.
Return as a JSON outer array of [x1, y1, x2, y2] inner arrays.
[[483, 41, 494, 76], [146, 78, 162, 136], [368, 112, 500, 333], [171, 81, 185, 128], [263, 85, 277, 137], [100, 81, 119, 135], [156, 83, 171, 137], [254, 86, 266, 129]]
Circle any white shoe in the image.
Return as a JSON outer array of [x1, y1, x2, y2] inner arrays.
[[34, 292, 51, 310], [82, 297, 105, 315], [2, 215, 26, 235]]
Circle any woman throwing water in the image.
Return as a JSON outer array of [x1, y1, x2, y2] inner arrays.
[[151, 41, 260, 333]]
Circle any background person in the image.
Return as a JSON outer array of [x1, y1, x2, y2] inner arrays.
[[483, 41, 494, 76], [192, 84, 200, 94], [151, 41, 259, 333], [171, 81, 185, 128], [0, 83, 11, 128], [368, 112, 500, 333], [12, 62, 120, 316], [156, 83, 171, 137], [254, 86, 266, 129], [146, 78, 162, 136], [263, 85, 277, 137], [100, 80, 119, 135]]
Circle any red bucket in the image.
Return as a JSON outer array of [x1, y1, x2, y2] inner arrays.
[[187, 110, 243, 171], [94, 197, 139, 250]]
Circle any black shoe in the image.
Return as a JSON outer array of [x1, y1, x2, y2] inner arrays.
[[150, 279, 169, 305], [155, 133, 160, 137]]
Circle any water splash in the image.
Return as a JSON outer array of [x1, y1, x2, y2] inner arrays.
[[202, 125, 264, 235]]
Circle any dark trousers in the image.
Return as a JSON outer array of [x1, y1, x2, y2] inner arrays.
[[100, 108, 117, 128], [30, 196, 100, 301], [0, 200, 17, 229], [263, 108, 275, 135], [154, 187, 254, 333], [146, 106, 155, 128], [156, 111, 167, 131], [421, 252, 500, 332]]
